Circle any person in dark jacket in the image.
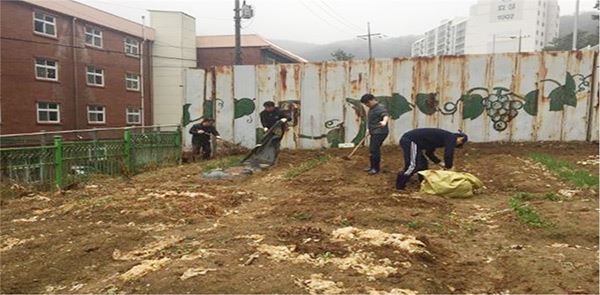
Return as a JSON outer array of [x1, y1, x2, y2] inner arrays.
[[361, 94, 390, 175], [259, 101, 289, 132], [395, 128, 468, 190], [259, 101, 290, 149], [189, 118, 221, 160]]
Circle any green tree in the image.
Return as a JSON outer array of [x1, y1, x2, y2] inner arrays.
[[544, 31, 599, 51], [330, 49, 354, 61], [593, 1, 599, 20]]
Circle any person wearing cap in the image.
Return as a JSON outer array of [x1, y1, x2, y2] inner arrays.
[[395, 128, 468, 190], [259, 101, 290, 154], [189, 118, 221, 161], [361, 94, 390, 175], [260, 101, 290, 133]]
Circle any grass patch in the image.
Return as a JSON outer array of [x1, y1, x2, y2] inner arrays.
[[530, 153, 598, 188], [284, 155, 331, 179], [202, 155, 244, 170], [543, 192, 561, 201], [509, 193, 553, 228], [290, 211, 312, 221], [405, 221, 420, 229]]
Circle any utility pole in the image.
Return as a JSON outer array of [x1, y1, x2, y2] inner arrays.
[[234, 0, 242, 65], [572, 0, 580, 50], [357, 22, 382, 60], [234, 0, 253, 65]]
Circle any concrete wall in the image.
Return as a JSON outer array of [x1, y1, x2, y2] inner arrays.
[[150, 11, 197, 126], [183, 51, 598, 149]]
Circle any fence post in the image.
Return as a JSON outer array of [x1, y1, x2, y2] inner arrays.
[[124, 129, 133, 174], [53, 135, 63, 189]]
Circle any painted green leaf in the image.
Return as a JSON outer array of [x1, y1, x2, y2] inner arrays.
[[345, 97, 368, 145], [182, 103, 192, 126], [523, 90, 538, 116], [378, 94, 412, 119], [326, 127, 344, 148], [389, 93, 413, 119], [461, 94, 484, 120], [203, 100, 214, 119], [415, 93, 438, 115], [234, 97, 256, 119], [548, 72, 577, 111]]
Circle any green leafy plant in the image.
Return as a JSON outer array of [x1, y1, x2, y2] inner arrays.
[[530, 153, 598, 188], [543, 192, 561, 201], [284, 155, 331, 179], [406, 221, 420, 229], [509, 194, 552, 228], [290, 212, 312, 221], [318, 251, 335, 260], [202, 155, 243, 171]]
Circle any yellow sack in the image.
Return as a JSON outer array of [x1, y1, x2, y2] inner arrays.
[[417, 170, 483, 198]]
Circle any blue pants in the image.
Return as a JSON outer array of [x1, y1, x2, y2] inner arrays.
[[396, 137, 428, 190], [369, 133, 388, 172]]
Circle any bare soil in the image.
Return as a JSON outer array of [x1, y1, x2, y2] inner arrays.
[[1, 142, 598, 294]]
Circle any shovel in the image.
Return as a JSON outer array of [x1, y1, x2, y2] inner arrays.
[[342, 131, 369, 160]]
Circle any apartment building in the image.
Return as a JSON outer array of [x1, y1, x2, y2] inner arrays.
[[464, 0, 560, 54], [411, 18, 468, 57], [0, 0, 155, 135]]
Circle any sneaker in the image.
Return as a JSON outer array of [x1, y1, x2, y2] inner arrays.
[[363, 167, 372, 172], [367, 169, 379, 175]]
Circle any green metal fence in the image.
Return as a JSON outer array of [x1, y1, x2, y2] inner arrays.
[[0, 126, 181, 189]]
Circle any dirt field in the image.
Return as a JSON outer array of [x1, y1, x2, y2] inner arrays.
[[1, 142, 598, 294]]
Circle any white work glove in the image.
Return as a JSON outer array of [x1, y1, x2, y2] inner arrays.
[[263, 127, 268, 132], [197, 130, 205, 134], [280, 118, 288, 123], [215, 135, 222, 139]]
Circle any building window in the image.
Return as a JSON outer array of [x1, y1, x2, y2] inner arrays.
[[33, 11, 56, 37], [124, 37, 139, 56], [86, 66, 104, 86], [125, 73, 140, 91], [85, 27, 103, 48], [126, 108, 141, 124], [34, 58, 58, 81], [87, 105, 105, 124], [37, 102, 60, 123]]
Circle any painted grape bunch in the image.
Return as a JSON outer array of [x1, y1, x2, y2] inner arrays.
[[482, 87, 523, 131]]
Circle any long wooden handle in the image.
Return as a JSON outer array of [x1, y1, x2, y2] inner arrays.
[[346, 135, 367, 158]]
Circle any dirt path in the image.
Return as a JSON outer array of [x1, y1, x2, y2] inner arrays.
[[1, 142, 598, 294]]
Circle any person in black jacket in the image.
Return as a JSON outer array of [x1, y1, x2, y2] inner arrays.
[[361, 94, 390, 175], [396, 128, 468, 190], [259, 101, 289, 147], [259, 101, 289, 132], [189, 118, 221, 160]]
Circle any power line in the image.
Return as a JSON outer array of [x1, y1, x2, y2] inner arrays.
[[315, 0, 363, 33], [298, 0, 356, 37]]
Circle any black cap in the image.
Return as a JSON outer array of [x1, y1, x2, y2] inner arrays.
[[263, 101, 275, 107]]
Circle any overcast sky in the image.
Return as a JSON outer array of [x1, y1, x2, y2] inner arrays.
[[79, 0, 596, 44]]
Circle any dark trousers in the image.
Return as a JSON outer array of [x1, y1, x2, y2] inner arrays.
[[396, 137, 428, 190], [369, 133, 388, 172], [192, 139, 211, 160]]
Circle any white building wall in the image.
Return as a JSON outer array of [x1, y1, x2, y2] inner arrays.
[[411, 18, 467, 57], [465, 0, 559, 54], [150, 11, 197, 126]]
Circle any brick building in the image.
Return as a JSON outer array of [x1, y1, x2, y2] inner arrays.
[[0, 0, 155, 135], [196, 34, 307, 69]]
